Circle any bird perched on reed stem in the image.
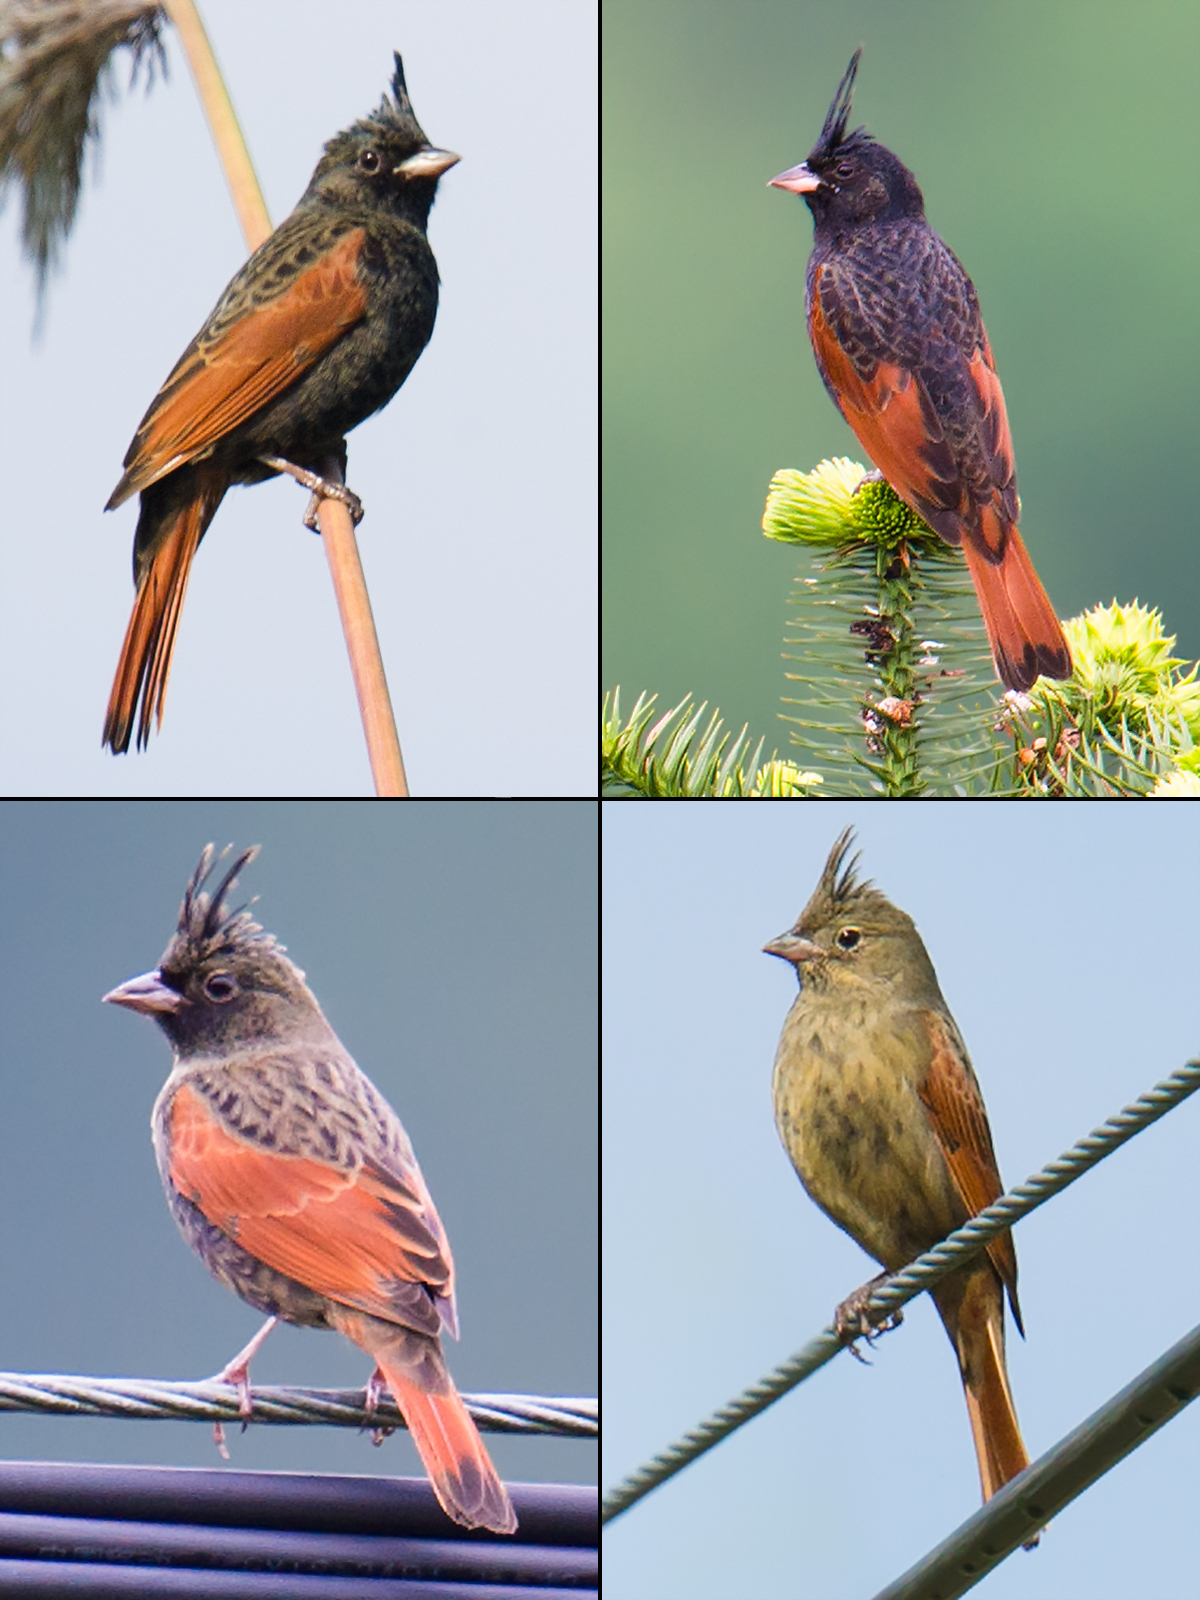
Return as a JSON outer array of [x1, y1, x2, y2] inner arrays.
[[103, 54, 458, 751]]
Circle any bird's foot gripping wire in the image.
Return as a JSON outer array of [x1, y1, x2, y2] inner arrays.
[[209, 1315, 278, 1457], [363, 1365, 397, 1446], [833, 1273, 903, 1364]]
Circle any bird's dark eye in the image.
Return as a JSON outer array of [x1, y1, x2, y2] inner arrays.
[[203, 972, 238, 1002], [357, 148, 381, 173], [834, 160, 854, 180], [836, 927, 861, 950]]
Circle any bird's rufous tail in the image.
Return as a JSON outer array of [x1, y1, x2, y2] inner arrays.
[[103, 471, 226, 753], [939, 1267, 1038, 1546], [962, 525, 1071, 694], [330, 1306, 517, 1535]]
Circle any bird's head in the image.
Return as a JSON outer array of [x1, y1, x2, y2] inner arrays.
[[763, 828, 943, 1004], [768, 49, 925, 231], [305, 52, 459, 225], [103, 845, 328, 1057]]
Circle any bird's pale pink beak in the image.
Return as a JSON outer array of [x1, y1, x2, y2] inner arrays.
[[768, 161, 821, 194], [396, 146, 460, 179], [103, 969, 187, 1014], [763, 931, 821, 965]]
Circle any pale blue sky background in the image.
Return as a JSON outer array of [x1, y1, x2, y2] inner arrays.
[[0, 0, 596, 796], [603, 801, 1199, 1599], [0, 801, 596, 1496]]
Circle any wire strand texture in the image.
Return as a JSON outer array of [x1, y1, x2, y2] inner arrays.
[[602, 1057, 1200, 1524], [0, 1379, 596, 1438]]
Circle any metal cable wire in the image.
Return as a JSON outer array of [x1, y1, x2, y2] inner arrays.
[[602, 1057, 1200, 1524], [870, 1320, 1200, 1600], [0, 1377, 596, 1438]]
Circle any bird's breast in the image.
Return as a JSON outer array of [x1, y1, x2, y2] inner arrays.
[[772, 996, 964, 1268]]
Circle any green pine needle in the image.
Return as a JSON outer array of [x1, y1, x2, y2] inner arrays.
[[601, 689, 821, 798], [764, 459, 1003, 795]]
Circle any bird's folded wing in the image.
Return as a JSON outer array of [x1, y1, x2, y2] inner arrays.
[[108, 227, 369, 506], [167, 1079, 451, 1338], [918, 1012, 1021, 1315], [810, 262, 1017, 560]]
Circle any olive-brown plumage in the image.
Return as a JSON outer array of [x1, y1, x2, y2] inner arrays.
[[766, 830, 1034, 1536], [103, 845, 516, 1536]]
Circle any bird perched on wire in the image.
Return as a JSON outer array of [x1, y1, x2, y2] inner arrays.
[[769, 49, 1071, 694], [103, 845, 516, 1535], [766, 830, 1036, 1542], [103, 54, 458, 753]]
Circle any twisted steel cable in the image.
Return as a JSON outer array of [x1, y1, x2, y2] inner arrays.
[[603, 1059, 1200, 1524], [0, 1376, 595, 1438]]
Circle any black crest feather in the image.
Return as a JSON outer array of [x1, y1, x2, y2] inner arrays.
[[810, 47, 863, 162], [820, 826, 868, 909], [166, 844, 281, 971], [348, 50, 427, 148], [795, 827, 893, 935]]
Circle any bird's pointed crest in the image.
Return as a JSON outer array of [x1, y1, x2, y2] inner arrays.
[[810, 47, 863, 161], [385, 52, 419, 128], [343, 50, 428, 149], [818, 826, 868, 911], [797, 827, 893, 933], [163, 844, 284, 972]]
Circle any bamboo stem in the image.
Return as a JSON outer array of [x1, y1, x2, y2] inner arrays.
[[315, 456, 408, 795], [162, 0, 270, 248]]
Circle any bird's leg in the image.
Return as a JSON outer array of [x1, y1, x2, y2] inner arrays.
[[258, 454, 364, 529], [210, 1315, 278, 1456], [833, 1273, 903, 1364], [363, 1365, 396, 1445]]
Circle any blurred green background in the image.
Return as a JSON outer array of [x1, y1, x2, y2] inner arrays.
[[603, 0, 1200, 753]]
